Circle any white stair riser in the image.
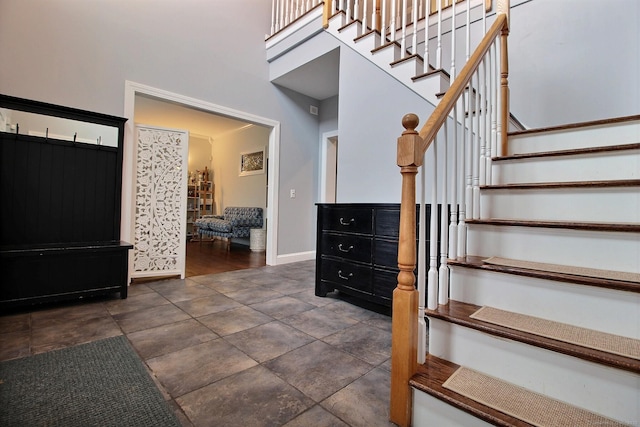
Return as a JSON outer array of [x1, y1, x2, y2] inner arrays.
[[369, 43, 401, 72], [480, 188, 640, 223], [413, 391, 494, 427], [508, 121, 640, 154], [351, 32, 380, 58], [449, 267, 640, 339], [493, 149, 640, 184], [391, 57, 424, 83], [467, 225, 640, 274], [412, 72, 450, 98], [428, 319, 640, 422], [335, 21, 362, 42]]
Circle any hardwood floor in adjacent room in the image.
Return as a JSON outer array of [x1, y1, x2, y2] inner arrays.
[[185, 239, 266, 277]]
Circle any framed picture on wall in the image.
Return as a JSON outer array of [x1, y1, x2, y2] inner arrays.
[[239, 148, 265, 176]]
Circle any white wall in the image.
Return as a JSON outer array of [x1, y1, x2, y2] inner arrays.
[[336, 46, 437, 203], [0, 0, 319, 258], [212, 125, 269, 216], [508, 0, 640, 127]]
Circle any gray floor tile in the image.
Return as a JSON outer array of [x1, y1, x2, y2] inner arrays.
[[147, 339, 258, 398], [151, 283, 219, 304], [290, 288, 339, 307], [113, 304, 191, 334], [225, 321, 315, 363], [126, 283, 155, 296], [198, 306, 273, 336], [322, 323, 392, 366], [30, 301, 111, 328], [324, 299, 384, 321], [202, 277, 263, 293], [321, 367, 395, 427], [31, 315, 122, 354], [0, 313, 30, 334], [250, 296, 316, 319], [0, 329, 31, 361], [127, 318, 218, 360], [104, 291, 170, 316], [176, 365, 313, 427], [280, 306, 360, 339], [264, 340, 373, 402], [174, 293, 242, 318], [224, 286, 284, 305], [283, 405, 350, 427]]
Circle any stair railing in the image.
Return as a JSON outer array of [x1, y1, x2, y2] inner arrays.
[[270, 0, 489, 78], [390, 1, 509, 425]]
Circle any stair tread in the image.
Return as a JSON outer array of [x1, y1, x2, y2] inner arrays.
[[413, 358, 628, 427], [449, 255, 640, 293], [494, 142, 640, 161], [426, 300, 640, 374], [411, 354, 534, 427], [482, 179, 640, 190], [507, 114, 640, 137], [465, 218, 640, 232]]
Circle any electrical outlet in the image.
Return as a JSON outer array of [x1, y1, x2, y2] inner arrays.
[[290, 189, 296, 198]]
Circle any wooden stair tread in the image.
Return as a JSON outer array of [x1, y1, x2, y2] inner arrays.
[[411, 354, 534, 427], [508, 114, 640, 137], [465, 218, 640, 233], [494, 142, 640, 161], [482, 179, 640, 190], [426, 300, 640, 374], [449, 255, 640, 293]]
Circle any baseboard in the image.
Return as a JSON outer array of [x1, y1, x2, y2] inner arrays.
[[274, 250, 316, 265]]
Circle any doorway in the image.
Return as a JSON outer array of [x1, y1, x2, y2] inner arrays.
[[122, 81, 280, 282], [320, 130, 338, 203]]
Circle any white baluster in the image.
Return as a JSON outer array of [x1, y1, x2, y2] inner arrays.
[[436, 0, 442, 69], [381, 0, 387, 41], [271, 0, 276, 35], [417, 156, 427, 364], [479, 59, 487, 188], [472, 71, 481, 220], [422, 1, 429, 68], [354, 0, 360, 22], [401, 0, 408, 55], [438, 126, 449, 306], [390, 0, 397, 41], [411, 0, 418, 55], [346, 0, 352, 23], [465, 0, 470, 61], [363, 0, 369, 29], [458, 84, 468, 260], [466, 80, 474, 224], [489, 40, 498, 184], [427, 137, 438, 310], [450, 0, 456, 78], [449, 104, 458, 260]]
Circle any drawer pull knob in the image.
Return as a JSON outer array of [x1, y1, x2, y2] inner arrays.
[[339, 217, 355, 226], [337, 270, 353, 280], [337, 244, 354, 253]]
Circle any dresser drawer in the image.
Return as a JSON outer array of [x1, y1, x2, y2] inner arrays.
[[321, 233, 372, 263], [321, 207, 373, 235], [321, 258, 373, 294], [373, 268, 399, 302]]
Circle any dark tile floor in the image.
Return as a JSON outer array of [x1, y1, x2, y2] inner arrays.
[[0, 260, 396, 427]]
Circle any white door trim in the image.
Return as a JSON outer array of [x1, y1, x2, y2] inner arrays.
[[319, 129, 338, 203], [123, 81, 281, 276]]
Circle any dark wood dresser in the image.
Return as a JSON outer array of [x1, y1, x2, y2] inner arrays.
[[316, 203, 437, 308]]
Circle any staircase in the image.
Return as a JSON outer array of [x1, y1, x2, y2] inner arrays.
[[410, 116, 640, 426]]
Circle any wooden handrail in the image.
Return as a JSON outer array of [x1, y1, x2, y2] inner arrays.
[[390, 9, 510, 427], [323, 0, 333, 29], [418, 13, 508, 152]]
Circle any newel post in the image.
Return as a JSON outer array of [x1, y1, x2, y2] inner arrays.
[[498, 0, 510, 155], [390, 114, 424, 427]]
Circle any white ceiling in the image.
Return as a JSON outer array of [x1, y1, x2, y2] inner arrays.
[[134, 94, 253, 140], [271, 48, 340, 101]]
